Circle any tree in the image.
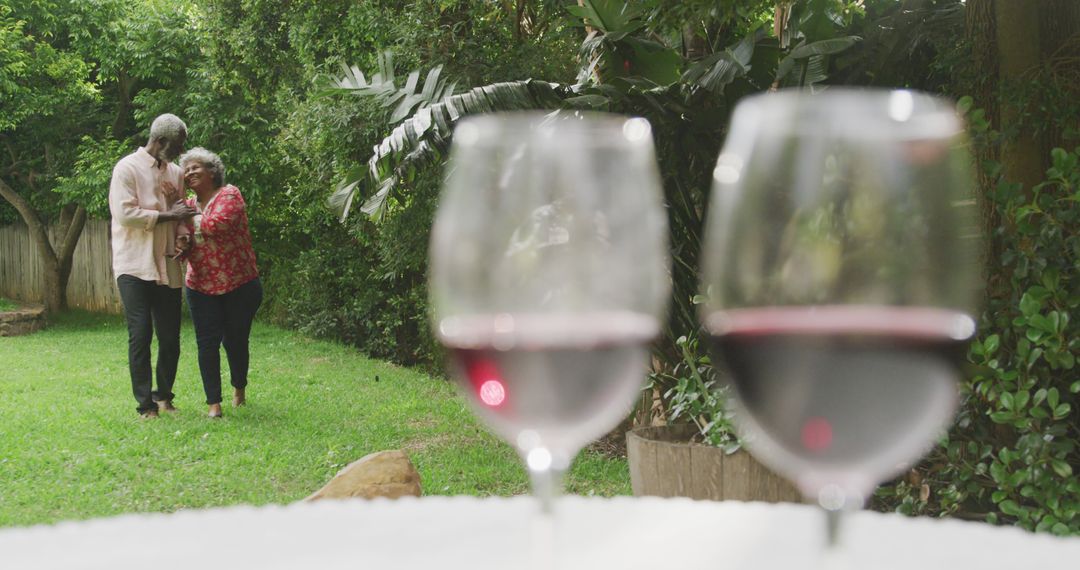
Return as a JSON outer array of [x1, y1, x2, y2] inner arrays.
[[0, 0, 200, 313], [995, 0, 1044, 192], [0, 1, 98, 313], [964, 0, 1080, 192]]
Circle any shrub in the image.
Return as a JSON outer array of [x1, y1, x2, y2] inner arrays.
[[877, 144, 1080, 534], [649, 331, 740, 453]]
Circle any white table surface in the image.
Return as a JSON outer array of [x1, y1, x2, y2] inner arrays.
[[2, 496, 1077, 569]]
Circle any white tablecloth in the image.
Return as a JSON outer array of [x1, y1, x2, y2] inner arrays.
[[2, 497, 1077, 569]]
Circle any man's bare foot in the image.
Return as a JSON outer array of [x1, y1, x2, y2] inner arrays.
[[208, 403, 223, 418], [157, 400, 179, 414], [233, 388, 246, 407], [140, 410, 159, 420]]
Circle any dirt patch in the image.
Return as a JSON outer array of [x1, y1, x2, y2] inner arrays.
[[401, 433, 459, 454], [587, 424, 630, 459], [406, 417, 439, 430]]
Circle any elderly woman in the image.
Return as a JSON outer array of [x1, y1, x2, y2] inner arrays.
[[176, 147, 261, 418]]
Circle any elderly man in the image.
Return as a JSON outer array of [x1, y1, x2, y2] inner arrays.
[[109, 114, 196, 419]]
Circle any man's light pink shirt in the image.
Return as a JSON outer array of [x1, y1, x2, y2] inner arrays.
[[108, 147, 184, 288]]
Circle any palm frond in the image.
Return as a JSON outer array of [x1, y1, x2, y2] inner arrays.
[[681, 29, 762, 94], [804, 55, 828, 87], [329, 79, 577, 221], [775, 36, 861, 85], [325, 51, 457, 127], [787, 36, 861, 60]]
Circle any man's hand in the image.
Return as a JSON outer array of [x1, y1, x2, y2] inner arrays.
[[161, 180, 183, 203], [159, 202, 196, 222]]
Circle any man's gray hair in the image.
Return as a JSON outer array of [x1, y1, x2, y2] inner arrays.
[[179, 147, 226, 187], [149, 114, 187, 142]]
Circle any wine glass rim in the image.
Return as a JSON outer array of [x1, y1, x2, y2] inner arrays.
[[451, 110, 655, 148], [733, 87, 963, 140]]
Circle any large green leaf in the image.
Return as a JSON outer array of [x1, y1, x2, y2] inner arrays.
[[624, 37, 682, 85], [565, 0, 643, 36]]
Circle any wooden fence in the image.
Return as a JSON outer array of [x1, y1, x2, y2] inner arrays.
[[0, 219, 123, 313]]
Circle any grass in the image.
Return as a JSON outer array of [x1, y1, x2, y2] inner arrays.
[[0, 311, 631, 527], [0, 297, 17, 311]]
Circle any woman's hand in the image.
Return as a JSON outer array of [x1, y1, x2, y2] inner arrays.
[[172, 234, 191, 260]]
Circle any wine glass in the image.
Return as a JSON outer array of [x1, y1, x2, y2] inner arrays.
[[429, 111, 670, 515], [699, 89, 982, 548]]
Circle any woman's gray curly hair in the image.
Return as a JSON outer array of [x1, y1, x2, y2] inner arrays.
[[179, 147, 226, 188]]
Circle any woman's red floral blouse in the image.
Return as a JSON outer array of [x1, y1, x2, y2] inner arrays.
[[183, 185, 258, 295]]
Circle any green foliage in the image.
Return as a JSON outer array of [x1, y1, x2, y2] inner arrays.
[[651, 332, 740, 453], [267, 206, 441, 369], [963, 145, 1080, 532], [54, 136, 130, 218], [0, 0, 202, 228], [877, 125, 1080, 533], [0, 0, 101, 223], [0, 1, 98, 132], [569, 0, 682, 85], [831, 0, 965, 90]]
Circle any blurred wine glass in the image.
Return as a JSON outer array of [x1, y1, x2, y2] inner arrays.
[[430, 111, 670, 518], [699, 89, 982, 548]]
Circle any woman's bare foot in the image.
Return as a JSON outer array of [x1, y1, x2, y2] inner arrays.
[[208, 403, 223, 418], [233, 388, 246, 407]]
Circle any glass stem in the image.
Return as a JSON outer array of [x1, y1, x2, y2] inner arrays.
[[825, 508, 843, 549], [528, 457, 565, 570], [816, 484, 861, 551], [529, 463, 565, 515]]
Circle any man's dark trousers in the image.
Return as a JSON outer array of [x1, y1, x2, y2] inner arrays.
[[117, 274, 181, 414]]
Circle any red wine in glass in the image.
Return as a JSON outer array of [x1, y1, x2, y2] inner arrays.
[[441, 312, 658, 470], [705, 305, 975, 503]]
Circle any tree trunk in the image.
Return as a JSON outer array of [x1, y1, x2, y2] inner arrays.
[[0, 177, 86, 314], [577, 0, 593, 35], [111, 72, 133, 136], [40, 254, 64, 314], [1039, 0, 1080, 62], [995, 0, 1044, 191], [55, 205, 88, 305], [965, 0, 997, 120], [683, 24, 708, 60], [1038, 0, 1080, 153], [514, 0, 526, 43], [964, 0, 1000, 291]]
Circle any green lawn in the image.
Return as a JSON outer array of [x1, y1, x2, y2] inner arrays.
[[0, 297, 17, 311], [0, 311, 630, 527]]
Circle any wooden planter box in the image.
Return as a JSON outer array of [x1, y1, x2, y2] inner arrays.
[[626, 424, 803, 503]]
